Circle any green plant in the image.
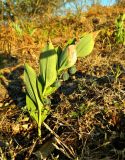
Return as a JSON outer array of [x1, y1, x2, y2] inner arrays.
[[68, 65, 77, 75], [25, 25, 36, 36], [115, 13, 125, 45], [70, 104, 88, 118], [11, 22, 23, 37], [0, 73, 3, 78], [52, 80, 61, 88], [111, 65, 122, 83], [24, 31, 99, 136], [62, 72, 70, 81], [0, 73, 4, 85]]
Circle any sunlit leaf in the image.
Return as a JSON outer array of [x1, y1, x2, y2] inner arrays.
[[39, 44, 57, 94], [24, 63, 38, 103], [26, 95, 38, 123], [37, 76, 43, 100], [76, 31, 99, 57], [58, 44, 77, 73], [41, 107, 50, 123], [44, 86, 58, 97]]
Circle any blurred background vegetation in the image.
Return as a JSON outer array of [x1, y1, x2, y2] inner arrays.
[[0, 0, 125, 21], [0, 0, 125, 58]]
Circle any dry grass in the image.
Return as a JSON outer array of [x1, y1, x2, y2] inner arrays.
[[0, 5, 125, 160]]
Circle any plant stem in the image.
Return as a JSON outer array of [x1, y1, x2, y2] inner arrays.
[[38, 103, 42, 137]]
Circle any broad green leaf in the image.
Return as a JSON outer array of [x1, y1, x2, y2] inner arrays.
[[41, 106, 50, 123], [76, 31, 99, 58], [37, 76, 43, 100], [39, 49, 57, 94], [24, 63, 45, 137], [55, 46, 62, 70], [44, 86, 58, 97], [24, 63, 38, 103], [42, 40, 54, 52], [26, 95, 50, 137], [58, 44, 77, 73], [55, 46, 62, 58], [26, 95, 38, 123], [55, 46, 62, 54]]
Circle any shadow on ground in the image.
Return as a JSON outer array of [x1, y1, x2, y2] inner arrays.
[[0, 53, 18, 69], [0, 53, 25, 107]]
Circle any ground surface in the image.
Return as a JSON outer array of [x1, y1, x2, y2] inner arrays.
[[0, 5, 125, 160]]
